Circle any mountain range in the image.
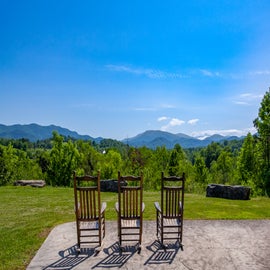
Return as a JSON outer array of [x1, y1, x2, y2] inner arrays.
[[0, 123, 244, 149], [123, 130, 243, 149]]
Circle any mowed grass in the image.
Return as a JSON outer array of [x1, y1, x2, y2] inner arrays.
[[0, 186, 269, 270]]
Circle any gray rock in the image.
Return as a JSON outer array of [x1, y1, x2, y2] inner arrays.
[[100, 180, 127, 192], [14, 180, 46, 188], [206, 184, 250, 200]]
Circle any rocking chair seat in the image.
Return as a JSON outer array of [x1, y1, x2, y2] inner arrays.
[[115, 202, 145, 228], [163, 218, 181, 227]]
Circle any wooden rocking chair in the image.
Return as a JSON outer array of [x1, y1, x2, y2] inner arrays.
[[154, 172, 185, 247], [115, 171, 144, 250], [73, 171, 106, 251]]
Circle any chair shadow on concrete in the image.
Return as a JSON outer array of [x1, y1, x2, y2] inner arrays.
[[43, 245, 95, 270], [92, 242, 137, 268], [144, 240, 182, 266]]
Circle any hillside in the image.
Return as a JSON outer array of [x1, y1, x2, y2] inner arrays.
[[0, 124, 244, 148], [0, 123, 99, 142]]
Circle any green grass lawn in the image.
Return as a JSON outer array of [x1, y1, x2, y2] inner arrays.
[[0, 186, 269, 270]]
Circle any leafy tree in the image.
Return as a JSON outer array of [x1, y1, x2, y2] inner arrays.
[[209, 150, 235, 184], [168, 144, 187, 176], [194, 155, 208, 183], [76, 140, 101, 175], [203, 142, 222, 168], [253, 89, 270, 196], [100, 149, 122, 179], [237, 133, 256, 182], [0, 144, 17, 185], [127, 147, 149, 175], [153, 146, 170, 172], [168, 149, 179, 176], [46, 132, 80, 186]]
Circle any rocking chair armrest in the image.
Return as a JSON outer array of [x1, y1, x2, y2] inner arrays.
[[115, 202, 119, 213], [142, 202, 145, 212], [179, 201, 183, 215], [101, 202, 107, 214], [154, 202, 161, 213], [74, 202, 81, 213]]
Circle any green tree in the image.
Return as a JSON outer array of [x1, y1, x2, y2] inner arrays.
[[0, 144, 17, 185], [209, 150, 235, 184], [203, 142, 222, 168], [253, 89, 270, 196], [46, 132, 80, 186], [100, 149, 122, 179], [153, 146, 170, 172], [168, 144, 187, 176], [76, 140, 101, 175], [194, 155, 208, 183], [237, 133, 256, 183]]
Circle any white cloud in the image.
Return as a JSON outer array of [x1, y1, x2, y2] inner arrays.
[[191, 127, 257, 139], [161, 118, 185, 131], [170, 118, 185, 126], [158, 116, 169, 122], [188, 118, 199, 125]]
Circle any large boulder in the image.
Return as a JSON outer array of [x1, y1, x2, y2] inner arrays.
[[14, 180, 46, 188], [100, 180, 127, 192], [206, 184, 250, 200]]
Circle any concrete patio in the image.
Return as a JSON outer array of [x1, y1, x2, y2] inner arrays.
[[27, 220, 270, 270]]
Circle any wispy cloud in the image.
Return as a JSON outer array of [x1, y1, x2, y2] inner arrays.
[[199, 69, 221, 77], [106, 64, 184, 79], [106, 64, 270, 81], [233, 101, 249, 105], [249, 70, 270, 75], [233, 92, 263, 106], [161, 104, 176, 109], [134, 107, 156, 111]]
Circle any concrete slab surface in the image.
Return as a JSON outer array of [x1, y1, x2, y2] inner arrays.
[[27, 220, 270, 270]]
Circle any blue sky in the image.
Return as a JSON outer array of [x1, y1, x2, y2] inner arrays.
[[1, 1, 270, 140]]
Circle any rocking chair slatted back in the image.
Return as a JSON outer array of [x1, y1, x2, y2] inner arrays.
[[121, 186, 141, 218], [161, 172, 185, 218], [77, 186, 98, 219], [74, 175, 101, 221], [164, 186, 182, 217]]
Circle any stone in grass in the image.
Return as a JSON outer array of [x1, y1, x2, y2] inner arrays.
[[14, 180, 46, 188], [206, 184, 250, 200], [100, 179, 127, 192]]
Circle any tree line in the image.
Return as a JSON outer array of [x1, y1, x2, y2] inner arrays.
[[1, 90, 270, 197]]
